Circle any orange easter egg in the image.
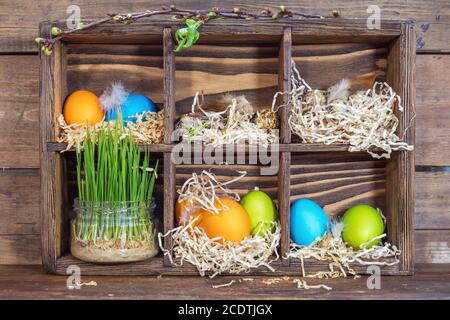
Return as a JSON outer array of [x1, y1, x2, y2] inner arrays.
[[63, 90, 104, 125], [197, 198, 251, 243], [175, 199, 203, 226]]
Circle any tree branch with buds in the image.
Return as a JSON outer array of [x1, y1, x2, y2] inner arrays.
[[36, 5, 334, 55]]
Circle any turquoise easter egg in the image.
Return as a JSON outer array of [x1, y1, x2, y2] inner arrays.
[[290, 199, 329, 246], [106, 94, 157, 122]]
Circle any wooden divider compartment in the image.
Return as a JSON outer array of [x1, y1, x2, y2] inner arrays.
[[40, 19, 415, 275]]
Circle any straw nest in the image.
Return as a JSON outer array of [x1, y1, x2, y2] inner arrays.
[[272, 60, 414, 159], [175, 92, 279, 148], [57, 110, 165, 151], [286, 220, 401, 279], [158, 170, 280, 277], [159, 219, 281, 278]]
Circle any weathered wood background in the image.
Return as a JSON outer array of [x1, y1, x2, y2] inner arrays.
[[1, 0, 449, 265]]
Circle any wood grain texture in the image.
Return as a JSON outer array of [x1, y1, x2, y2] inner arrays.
[[0, 235, 41, 265], [415, 172, 450, 230], [163, 28, 175, 143], [0, 171, 40, 234], [66, 43, 164, 106], [416, 55, 450, 166], [291, 43, 387, 89], [416, 230, 450, 264], [39, 22, 66, 272], [278, 152, 291, 266], [385, 24, 416, 273], [163, 152, 176, 267], [1, 264, 450, 300], [0, 56, 39, 168], [174, 42, 278, 117], [278, 28, 292, 144], [278, 28, 291, 265], [4, 0, 449, 52], [290, 153, 386, 217]]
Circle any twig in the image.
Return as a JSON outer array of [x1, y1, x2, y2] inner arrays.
[[36, 5, 330, 54]]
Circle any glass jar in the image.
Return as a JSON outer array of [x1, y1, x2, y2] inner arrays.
[[71, 199, 158, 263]]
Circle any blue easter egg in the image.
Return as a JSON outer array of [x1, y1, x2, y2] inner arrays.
[[106, 94, 157, 123], [290, 199, 330, 246]]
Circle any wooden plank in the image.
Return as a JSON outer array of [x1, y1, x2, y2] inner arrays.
[[0, 171, 40, 234], [416, 230, 450, 264], [0, 56, 39, 168], [278, 153, 291, 265], [39, 22, 66, 273], [416, 171, 450, 229], [290, 153, 386, 216], [163, 28, 176, 266], [66, 43, 164, 106], [416, 55, 450, 166], [40, 18, 402, 42], [163, 28, 175, 143], [54, 254, 401, 276], [1, 265, 450, 299], [291, 43, 387, 90], [7, 1, 450, 52], [163, 153, 175, 267], [384, 24, 416, 274], [278, 28, 291, 265], [0, 235, 41, 265], [278, 27, 292, 143], [174, 42, 279, 117]]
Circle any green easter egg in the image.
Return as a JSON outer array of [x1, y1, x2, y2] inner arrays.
[[342, 204, 385, 250], [240, 189, 276, 236]]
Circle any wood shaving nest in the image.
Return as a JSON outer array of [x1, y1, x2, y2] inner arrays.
[[286, 233, 401, 279], [177, 170, 246, 215], [57, 111, 165, 151], [175, 92, 279, 148], [272, 60, 413, 159], [158, 219, 281, 278]]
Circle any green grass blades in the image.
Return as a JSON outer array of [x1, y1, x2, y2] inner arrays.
[[75, 124, 158, 244]]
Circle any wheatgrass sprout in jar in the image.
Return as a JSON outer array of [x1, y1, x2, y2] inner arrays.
[[71, 124, 160, 263]]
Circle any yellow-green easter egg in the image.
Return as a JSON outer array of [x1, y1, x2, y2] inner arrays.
[[342, 204, 384, 250], [240, 189, 276, 236]]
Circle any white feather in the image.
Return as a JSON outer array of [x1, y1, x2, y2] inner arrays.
[[219, 93, 254, 114], [99, 81, 129, 113], [327, 78, 350, 103], [330, 219, 345, 239]]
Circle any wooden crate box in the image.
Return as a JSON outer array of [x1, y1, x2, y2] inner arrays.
[[39, 18, 415, 275]]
